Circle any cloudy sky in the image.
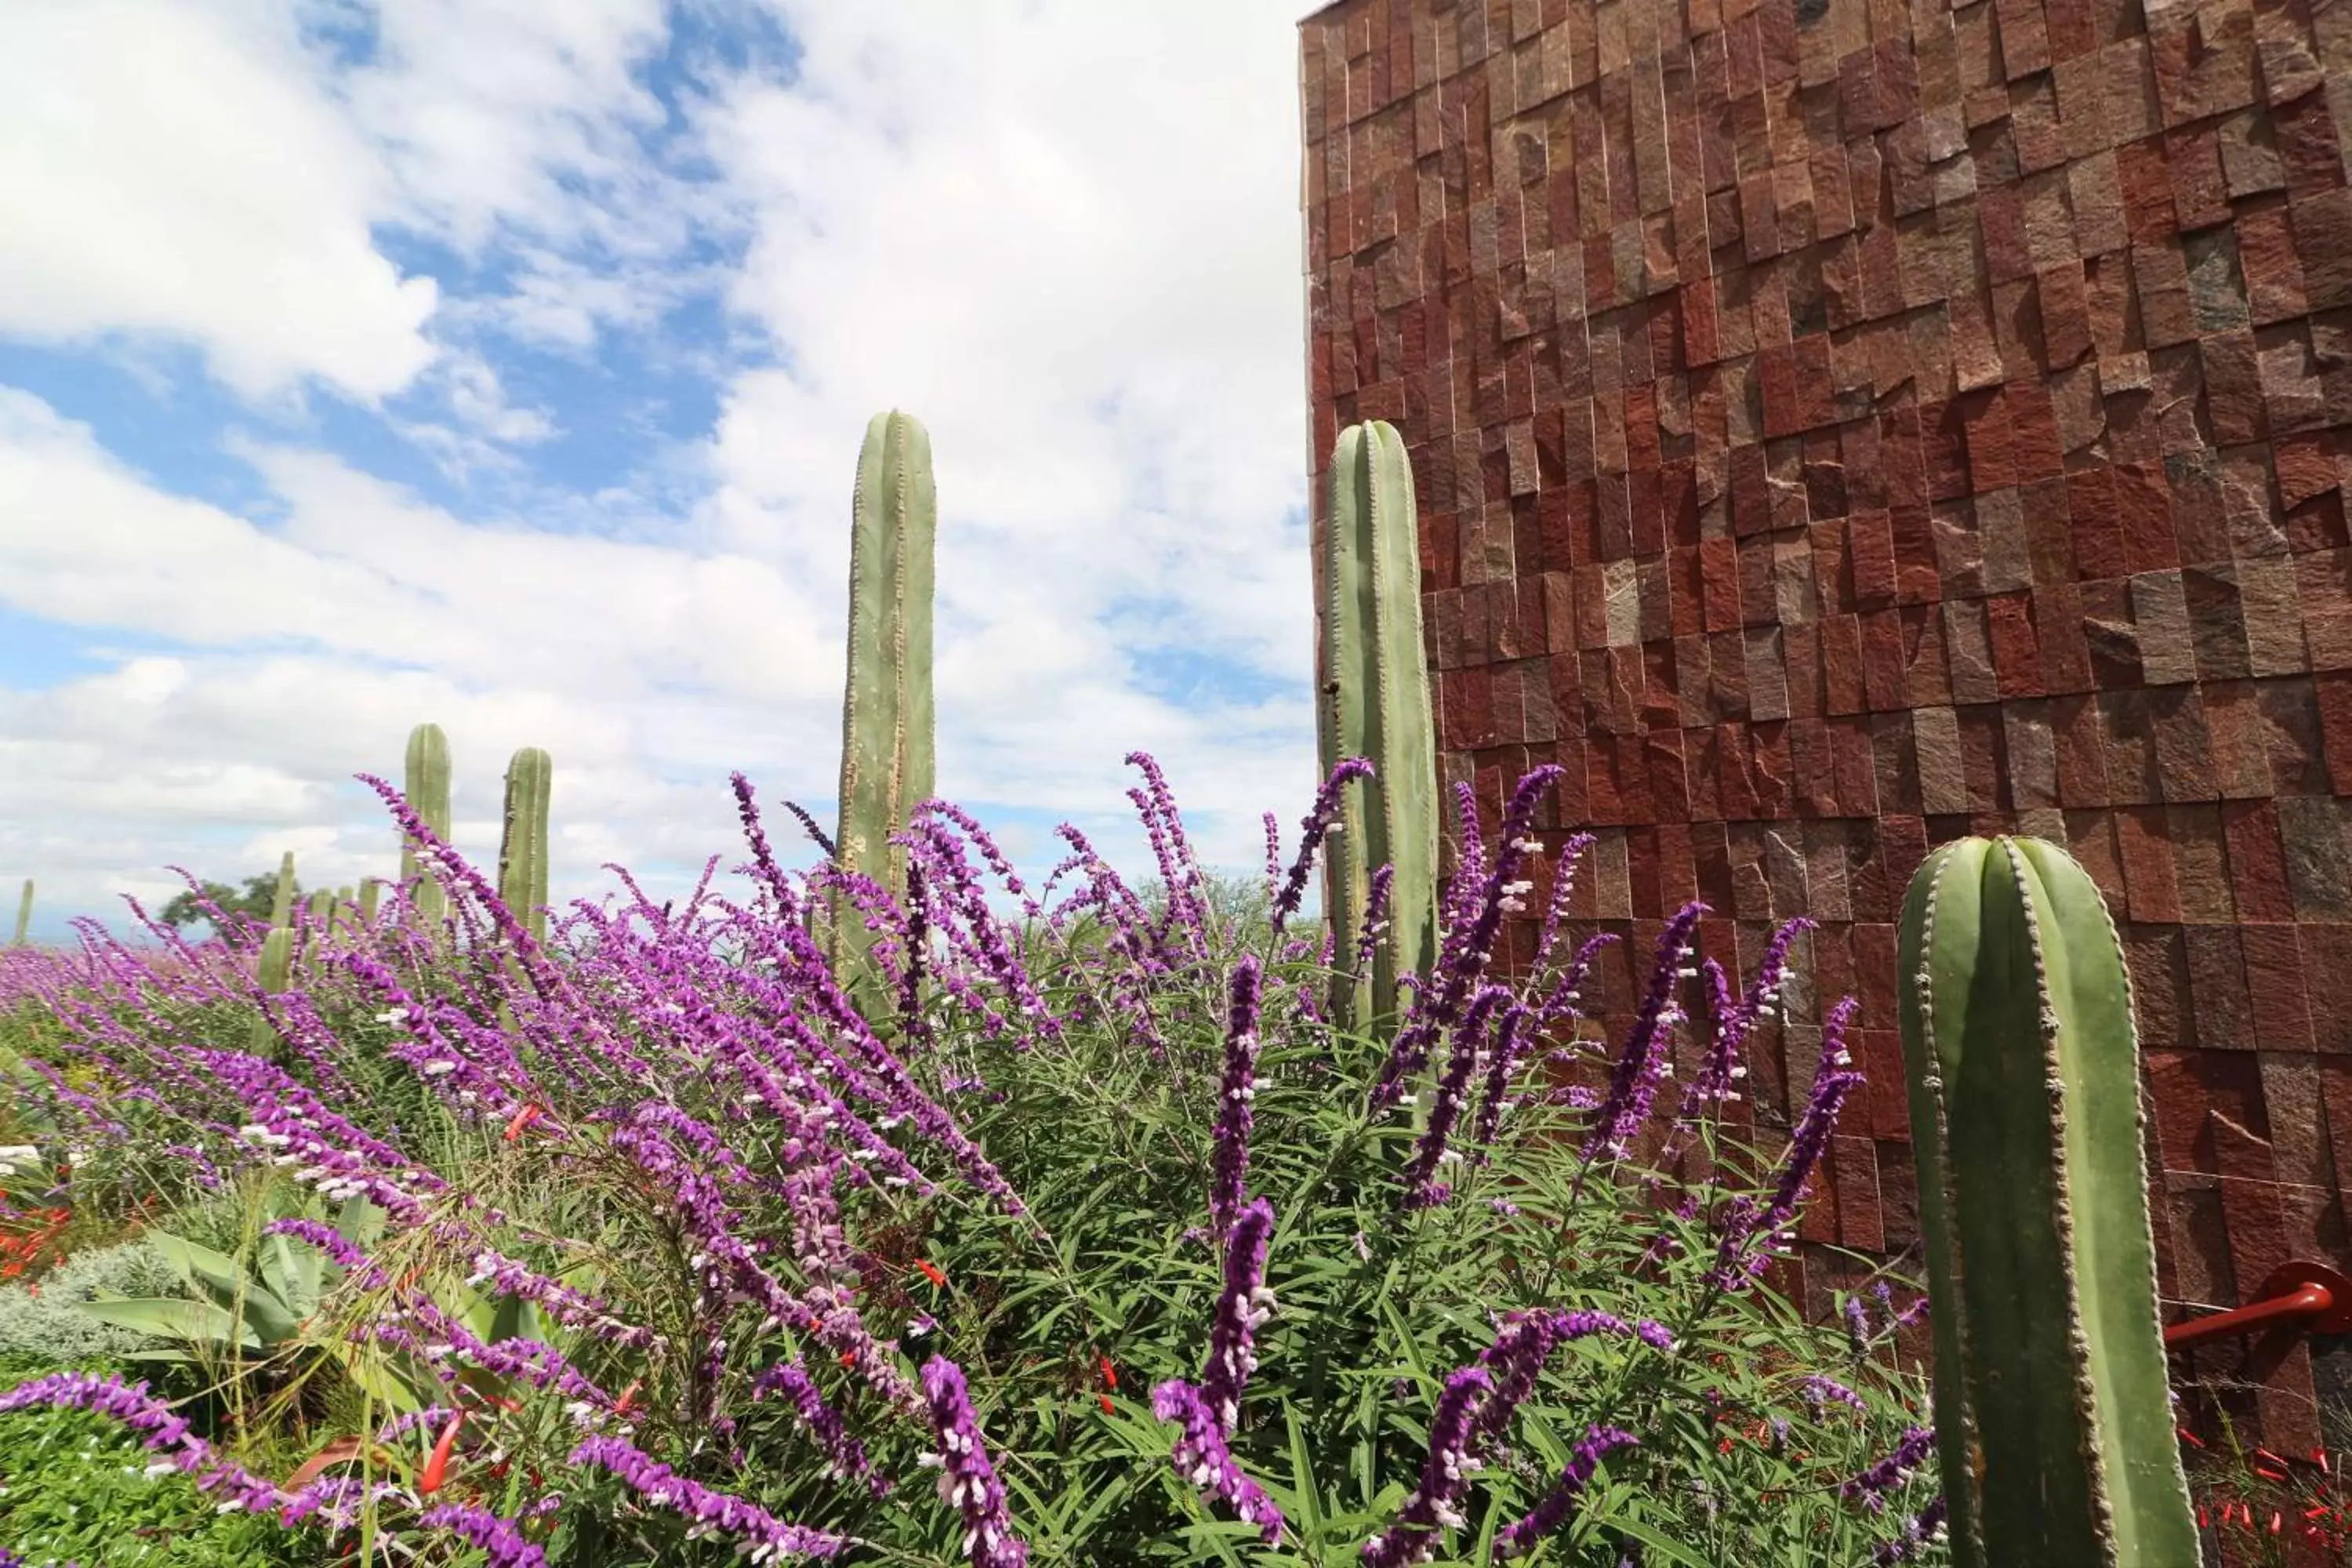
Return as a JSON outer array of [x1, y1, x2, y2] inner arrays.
[[0, 1, 1318, 938]]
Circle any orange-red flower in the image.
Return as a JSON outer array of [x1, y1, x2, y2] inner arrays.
[[418, 1411, 463, 1496], [913, 1258, 946, 1288], [503, 1105, 544, 1142]]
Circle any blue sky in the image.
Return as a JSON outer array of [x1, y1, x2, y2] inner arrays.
[[0, 1, 1317, 938]]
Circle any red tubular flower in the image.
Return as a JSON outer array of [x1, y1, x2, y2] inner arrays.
[[1098, 1394, 1113, 1414], [913, 1258, 945, 1288], [1097, 1353, 1117, 1391], [613, 1379, 641, 1416], [418, 1411, 463, 1496], [503, 1105, 544, 1142]]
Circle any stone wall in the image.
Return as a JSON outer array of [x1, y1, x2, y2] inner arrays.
[[1299, 0, 2352, 1446]]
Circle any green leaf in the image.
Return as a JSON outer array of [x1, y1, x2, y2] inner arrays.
[[1285, 1403, 1325, 1544], [74, 1296, 260, 1349], [1600, 1515, 1714, 1568]]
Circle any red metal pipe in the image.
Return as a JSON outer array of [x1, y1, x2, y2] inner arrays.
[[2164, 1261, 2352, 1352]]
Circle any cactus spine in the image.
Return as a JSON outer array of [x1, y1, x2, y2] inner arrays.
[[10, 879, 29, 946], [1316, 420, 1439, 1032], [833, 410, 936, 964], [498, 746, 554, 943], [1896, 836, 2197, 1567], [401, 723, 453, 927]]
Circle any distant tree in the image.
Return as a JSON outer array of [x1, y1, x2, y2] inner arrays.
[[158, 873, 294, 938]]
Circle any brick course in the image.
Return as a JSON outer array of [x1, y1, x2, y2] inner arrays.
[[1301, 0, 2352, 1448]]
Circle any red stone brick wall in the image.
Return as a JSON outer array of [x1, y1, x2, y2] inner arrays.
[[1299, 0, 2352, 1447]]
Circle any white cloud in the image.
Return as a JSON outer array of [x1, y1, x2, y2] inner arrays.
[[0, 0, 437, 399], [0, 3, 1334, 938], [699, 0, 1318, 792]]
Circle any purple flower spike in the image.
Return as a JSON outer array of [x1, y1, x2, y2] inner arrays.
[[1403, 986, 1511, 1207], [419, 1504, 549, 1568], [750, 1357, 883, 1494], [1360, 1367, 1494, 1566], [1490, 1425, 1638, 1559], [1153, 1379, 1287, 1544], [1271, 757, 1374, 935], [919, 1356, 1029, 1568], [1875, 1496, 1949, 1563], [1208, 956, 1265, 1240], [1842, 1427, 1936, 1512], [1578, 902, 1708, 1165], [570, 1435, 842, 1561], [1199, 1197, 1276, 1431], [1354, 863, 1396, 974], [1713, 996, 1863, 1287]]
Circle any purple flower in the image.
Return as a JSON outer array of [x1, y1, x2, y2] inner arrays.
[[569, 1435, 842, 1561], [1712, 997, 1863, 1287], [418, 1504, 548, 1568], [1533, 832, 1598, 970], [750, 1357, 882, 1494], [1491, 1425, 1638, 1559], [919, 1356, 1028, 1568], [1361, 1368, 1494, 1566], [1199, 1197, 1276, 1432], [1270, 758, 1374, 935], [1874, 1496, 1949, 1563], [0, 1371, 279, 1515], [1842, 1427, 1936, 1512], [1800, 1374, 1870, 1414], [1152, 1379, 1287, 1544], [1374, 768, 1563, 1113], [1578, 902, 1707, 1165], [1208, 956, 1265, 1241], [261, 1218, 380, 1281], [1402, 986, 1510, 1207], [1469, 999, 1534, 1157], [1354, 863, 1396, 974]]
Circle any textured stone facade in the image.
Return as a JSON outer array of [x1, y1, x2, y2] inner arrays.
[[1300, 0, 2352, 1446]]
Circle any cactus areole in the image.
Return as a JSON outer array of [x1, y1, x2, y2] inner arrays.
[[1316, 420, 1439, 1034], [833, 409, 937, 964], [1896, 836, 2197, 1567]]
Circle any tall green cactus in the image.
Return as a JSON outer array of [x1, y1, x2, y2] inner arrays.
[[499, 747, 554, 944], [11, 879, 29, 947], [269, 852, 297, 927], [250, 855, 297, 1054], [833, 410, 936, 964], [1316, 420, 1439, 1033], [402, 723, 453, 927], [1896, 836, 2197, 1567], [358, 879, 380, 925]]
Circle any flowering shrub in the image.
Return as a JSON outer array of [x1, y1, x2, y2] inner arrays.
[[0, 757, 1940, 1564]]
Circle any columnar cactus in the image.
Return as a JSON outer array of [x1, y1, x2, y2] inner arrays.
[[251, 856, 297, 1054], [10, 879, 28, 947], [358, 880, 380, 925], [833, 410, 936, 964], [1316, 420, 1439, 1033], [498, 746, 554, 943], [1896, 836, 2198, 1567], [269, 852, 297, 928], [401, 723, 454, 927]]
